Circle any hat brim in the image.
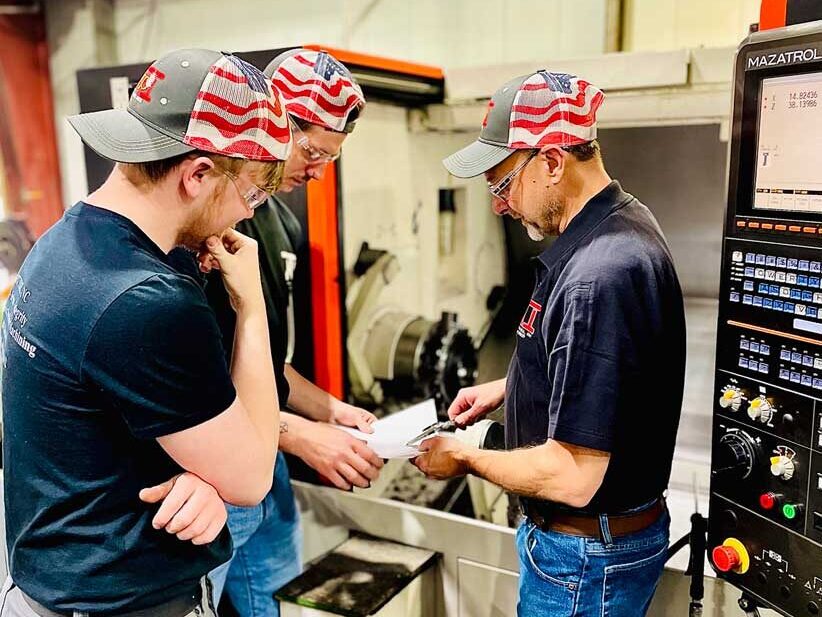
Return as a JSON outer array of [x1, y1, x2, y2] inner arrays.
[[442, 140, 515, 179], [67, 109, 195, 163]]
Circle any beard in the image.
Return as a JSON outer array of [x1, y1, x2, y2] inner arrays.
[[177, 191, 223, 250], [522, 194, 564, 242], [524, 222, 545, 241]]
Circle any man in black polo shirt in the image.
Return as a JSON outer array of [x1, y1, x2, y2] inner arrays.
[[1, 49, 291, 616], [413, 71, 685, 617]]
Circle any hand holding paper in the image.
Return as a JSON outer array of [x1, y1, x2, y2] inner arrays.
[[334, 399, 440, 459]]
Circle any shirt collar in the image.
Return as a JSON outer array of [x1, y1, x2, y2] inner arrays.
[[537, 180, 632, 270]]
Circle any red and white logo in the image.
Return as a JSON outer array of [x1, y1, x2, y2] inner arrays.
[[517, 299, 543, 338], [134, 66, 165, 103]]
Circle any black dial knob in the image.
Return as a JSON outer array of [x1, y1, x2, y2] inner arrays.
[[715, 430, 760, 480]]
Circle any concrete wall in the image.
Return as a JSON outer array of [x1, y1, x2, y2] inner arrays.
[[45, 0, 760, 208], [623, 0, 760, 51]]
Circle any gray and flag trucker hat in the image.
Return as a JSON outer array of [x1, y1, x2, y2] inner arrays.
[[443, 70, 605, 178], [68, 48, 292, 164]]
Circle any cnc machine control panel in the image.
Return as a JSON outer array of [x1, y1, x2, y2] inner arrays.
[[710, 24, 822, 617]]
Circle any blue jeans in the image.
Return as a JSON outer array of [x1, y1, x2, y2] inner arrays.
[[516, 507, 669, 617], [209, 453, 301, 617]]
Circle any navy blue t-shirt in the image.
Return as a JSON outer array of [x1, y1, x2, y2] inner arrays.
[[1, 203, 235, 612], [505, 181, 685, 513]]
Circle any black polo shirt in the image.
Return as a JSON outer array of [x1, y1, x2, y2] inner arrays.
[[505, 181, 685, 514]]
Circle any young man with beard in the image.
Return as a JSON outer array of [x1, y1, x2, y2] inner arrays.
[[0, 48, 291, 617], [202, 49, 383, 617], [413, 71, 685, 617]]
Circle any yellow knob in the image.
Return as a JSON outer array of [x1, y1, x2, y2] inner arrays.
[[770, 456, 781, 465], [751, 399, 762, 408], [723, 390, 736, 400]]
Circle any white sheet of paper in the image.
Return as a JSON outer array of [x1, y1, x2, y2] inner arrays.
[[334, 399, 438, 459]]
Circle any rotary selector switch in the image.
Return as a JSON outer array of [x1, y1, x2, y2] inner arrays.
[[770, 446, 797, 482], [719, 386, 745, 412], [747, 396, 775, 424]]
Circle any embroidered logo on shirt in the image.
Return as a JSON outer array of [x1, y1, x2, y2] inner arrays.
[[517, 299, 543, 338]]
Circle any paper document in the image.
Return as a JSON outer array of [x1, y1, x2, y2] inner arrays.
[[335, 399, 438, 459]]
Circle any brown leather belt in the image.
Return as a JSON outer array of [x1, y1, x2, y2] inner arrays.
[[525, 498, 666, 540]]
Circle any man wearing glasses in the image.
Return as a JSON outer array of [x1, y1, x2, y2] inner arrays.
[[200, 49, 382, 617], [1, 49, 291, 616], [413, 71, 686, 616]]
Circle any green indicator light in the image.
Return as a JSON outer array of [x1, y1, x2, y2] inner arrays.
[[783, 504, 797, 520]]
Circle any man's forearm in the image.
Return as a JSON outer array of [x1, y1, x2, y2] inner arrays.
[[275, 411, 312, 456], [458, 441, 607, 508], [232, 301, 280, 456], [284, 364, 336, 422]]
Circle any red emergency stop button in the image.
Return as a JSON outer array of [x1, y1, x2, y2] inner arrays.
[[712, 538, 750, 574], [713, 546, 741, 572], [760, 492, 780, 510]]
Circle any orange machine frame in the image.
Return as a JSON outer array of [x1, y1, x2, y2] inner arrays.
[[302, 47, 443, 398]]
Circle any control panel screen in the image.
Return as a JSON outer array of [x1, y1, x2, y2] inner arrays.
[[754, 71, 822, 213]]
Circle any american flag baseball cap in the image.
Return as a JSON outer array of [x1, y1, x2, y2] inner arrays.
[[68, 49, 292, 164], [443, 71, 604, 178], [264, 49, 365, 134]]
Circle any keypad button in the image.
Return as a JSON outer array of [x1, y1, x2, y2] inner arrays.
[[749, 360, 759, 371], [790, 371, 801, 383], [761, 344, 770, 355], [756, 268, 767, 279], [814, 292, 822, 304], [764, 298, 774, 309], [769, 284, 780, 295], [812, 261, 821, 273], [745, 267, 756, 277], [740, 340, 750, 350], [791, 289, 802, 300], [750, 342, 760, 352], [754, 296, 764, 306], [744, 281, 754, 291], [792, 352, 803, 364], [781, 349, 792, 361], [804, 355, 814, 366], [795, 304, 806, 315], [807, 306, 818, 318], [774, 300, 785, 310], [766, 255, 777, 266], [814, 377, 822, 389], [746, 253, 756, 263], [802, 374, 813, 386], [743, 295, 753, 305], [803, 291, 814, 302], [815, 358, 822, 370], [788, 258, 799, 269], [780, 287, 791, 298], [799, 260, 810, 271], [766, 270, 776, 280], [757, 254, 767, 265], [810, 276, 821, 287], [798, 275, 809, 286], [776, 271, 787, 282], [759, 363, 769, 374], [779, 368, 790, 380], [777, 257, 788, 268], [787, 273, 798, 284], [739, 358, 749, 368], [784, 302, 796, 313], [758, 283, 768, 293]]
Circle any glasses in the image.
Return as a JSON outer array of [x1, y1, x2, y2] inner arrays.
[[290, 120, 341, 164], [219, 168, 270, 210], [487, 151, 537, 203]]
